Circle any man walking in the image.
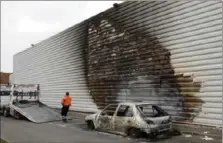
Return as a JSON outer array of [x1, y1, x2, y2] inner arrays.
[[61, 92, 72, 122]]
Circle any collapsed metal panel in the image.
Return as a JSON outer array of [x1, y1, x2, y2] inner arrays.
[[12, 101, 62, 123], [10, 84, 63, 123]]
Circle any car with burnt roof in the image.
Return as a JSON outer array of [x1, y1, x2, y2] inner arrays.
[[85, 101, 172, 138]]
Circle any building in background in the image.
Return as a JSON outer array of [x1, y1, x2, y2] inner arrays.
[[13, 1, 222, 127], [0, 72, 12, 84]]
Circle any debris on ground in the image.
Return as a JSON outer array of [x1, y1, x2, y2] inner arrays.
[[183, 134, 192, 138], [57, 124, 67, 128], [201, 136, 214, 141]]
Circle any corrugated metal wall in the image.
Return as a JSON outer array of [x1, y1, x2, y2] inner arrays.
[[85, 1, 222, 127], [13, 22, 98, 112], [14, 1, 222, 127]]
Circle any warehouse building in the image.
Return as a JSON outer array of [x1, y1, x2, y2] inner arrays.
[[13, 1, 222, 127]]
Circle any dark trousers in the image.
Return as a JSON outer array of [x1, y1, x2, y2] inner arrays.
[[61, 105, 69, 118]]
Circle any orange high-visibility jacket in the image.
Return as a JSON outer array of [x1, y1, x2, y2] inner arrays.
[[61, 95, 72, 106]]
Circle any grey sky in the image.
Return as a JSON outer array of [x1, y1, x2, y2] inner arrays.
[[1, 1, 122, 73]]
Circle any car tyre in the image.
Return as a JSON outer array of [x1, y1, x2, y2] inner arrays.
[[149, 132, 158, 140], [87, 120, 95, 130], [128, 128, 141, 138], [169, 128, 181, 136], [14, 111, 22, 120]]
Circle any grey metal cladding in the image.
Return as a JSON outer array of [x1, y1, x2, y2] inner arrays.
[[14, 1, 222, 126]]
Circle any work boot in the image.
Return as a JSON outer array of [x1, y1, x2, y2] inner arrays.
[[62, 116, 65, 122], [62, 116, 67, 123], [62, 119, 66, 122]]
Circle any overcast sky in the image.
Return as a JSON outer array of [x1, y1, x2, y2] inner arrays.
[[1, 1, 123, 73]]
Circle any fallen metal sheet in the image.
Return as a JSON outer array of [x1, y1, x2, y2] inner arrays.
[[12, 101, 64, 123]]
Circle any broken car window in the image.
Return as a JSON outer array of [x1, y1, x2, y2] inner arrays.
[[116, 105, 133, 117], [101, 104, 118, 116], [137, 104, 167, 117]]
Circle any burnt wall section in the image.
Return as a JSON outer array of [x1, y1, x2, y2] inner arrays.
[[85, 1, 223, 126], [86, 15, 204, 122]]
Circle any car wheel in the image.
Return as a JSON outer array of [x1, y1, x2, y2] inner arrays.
[[128, 128, 141, 138], [87, 120, 95, 130], [149, 132, 158, 140], [169, 128, 181, 136], [3, 108, 9, 117], [14, 111, 22, 120]]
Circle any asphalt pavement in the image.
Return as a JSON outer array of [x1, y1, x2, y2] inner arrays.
[[0, 117, 221, 143]]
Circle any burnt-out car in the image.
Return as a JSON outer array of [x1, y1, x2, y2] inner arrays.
[[85, 102, 172, 138]]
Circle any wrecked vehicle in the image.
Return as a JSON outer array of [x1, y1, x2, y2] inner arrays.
[[85, 102, 172, 138]]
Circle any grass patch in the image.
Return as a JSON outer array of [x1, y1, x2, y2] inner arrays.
[[1, 138, 9, 143]]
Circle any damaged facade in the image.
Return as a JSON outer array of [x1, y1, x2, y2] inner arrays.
[[13, 1, 222, 127], [86, 15, 204, 122]]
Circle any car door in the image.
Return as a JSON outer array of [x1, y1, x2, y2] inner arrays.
[[97, 104, 118, 131], [113, 105, 134, 133]]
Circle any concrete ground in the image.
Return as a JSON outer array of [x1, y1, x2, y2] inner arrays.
[[1, 116, 221, 143]]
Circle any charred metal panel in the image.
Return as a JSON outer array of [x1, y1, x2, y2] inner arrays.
[[86, 17, 201, 123], [85, 1, 222, 127]]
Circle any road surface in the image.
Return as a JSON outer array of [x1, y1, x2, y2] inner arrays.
[[1, 117, 220, 143]]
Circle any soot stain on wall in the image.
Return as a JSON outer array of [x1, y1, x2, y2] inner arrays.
[[85, 14, 204, 122], [175, 74, 204, 122]]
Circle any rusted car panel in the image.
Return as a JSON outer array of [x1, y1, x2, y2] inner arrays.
[[85, 102, 172, 137]]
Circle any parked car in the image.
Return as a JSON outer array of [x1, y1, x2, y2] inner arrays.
[[85, 102, 172, 138]]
